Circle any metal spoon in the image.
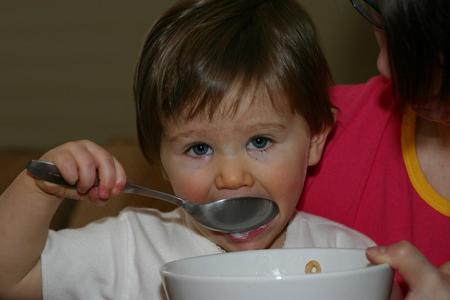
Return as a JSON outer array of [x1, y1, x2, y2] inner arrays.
[[26, 160, 278, 233]]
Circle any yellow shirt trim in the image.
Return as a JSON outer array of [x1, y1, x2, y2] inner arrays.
[[401, 106, 450, 217]]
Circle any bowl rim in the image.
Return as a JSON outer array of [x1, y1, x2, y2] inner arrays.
[[160, 247, 392, 281]]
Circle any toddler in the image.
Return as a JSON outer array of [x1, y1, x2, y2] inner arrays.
[[0, 0, 375, 299]]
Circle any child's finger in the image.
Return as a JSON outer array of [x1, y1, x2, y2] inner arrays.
[[45, 140, 98, 194], [57, 140, 111, 196], [35, 149, 81, 199], [71, 152, 98, 194], [35, 140, 122, 203], [82, 142, 120, 199], [42, 148, 80, 185], [87, 187, 108, 206], [111, 157, 127, 197]]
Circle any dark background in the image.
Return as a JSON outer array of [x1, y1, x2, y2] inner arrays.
[[0, 0, 378, 149]]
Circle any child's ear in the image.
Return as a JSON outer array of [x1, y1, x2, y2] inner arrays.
[[307, 126, 331, 166]]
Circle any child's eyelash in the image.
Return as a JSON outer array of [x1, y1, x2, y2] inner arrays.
[[247, 135, 275, 151], [183, 143, 213, 157]]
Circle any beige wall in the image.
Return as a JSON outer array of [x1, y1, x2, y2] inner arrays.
[[301, 0, 379, 82], [0, 0, 378, 149]]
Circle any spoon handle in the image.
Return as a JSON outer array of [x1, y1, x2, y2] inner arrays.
[[25, 160, 184, 207], [122, 182, 183, 207]]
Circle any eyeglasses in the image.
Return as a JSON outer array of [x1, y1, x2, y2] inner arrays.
[[349, 0, 384, 29]]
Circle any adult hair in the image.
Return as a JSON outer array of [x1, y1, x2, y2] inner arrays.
[[134, 0, 333, 162], [381, 0, 450, 106]]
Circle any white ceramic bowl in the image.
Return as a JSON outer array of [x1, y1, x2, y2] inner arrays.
[[160, 248, 393, 300]]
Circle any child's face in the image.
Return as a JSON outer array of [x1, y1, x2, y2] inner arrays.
[[160, 92, 328, 252]]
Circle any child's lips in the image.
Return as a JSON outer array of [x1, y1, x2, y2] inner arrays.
[[227, 223, 270, 242]]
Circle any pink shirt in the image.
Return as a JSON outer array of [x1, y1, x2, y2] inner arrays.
[[299, 76, 450, 268]]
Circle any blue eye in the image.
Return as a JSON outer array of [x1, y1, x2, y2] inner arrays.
[[248, 136, 271, 150], [186, 143, 212, 157]]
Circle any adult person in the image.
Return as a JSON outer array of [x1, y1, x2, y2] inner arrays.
[[299, 0, 450, 298]]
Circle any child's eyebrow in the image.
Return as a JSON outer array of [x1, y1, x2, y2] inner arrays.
[[238, 122, 288, 135], [167, 122, 288, 143], [167, 130, 204, 143]]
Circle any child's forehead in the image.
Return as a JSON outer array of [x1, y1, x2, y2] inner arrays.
[[166, 85, 294, 124], [216, 85, 285, 115], [162, 94, 301, 140]]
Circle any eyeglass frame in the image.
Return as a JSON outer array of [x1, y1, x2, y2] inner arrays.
[[349, 0, 383, 29]]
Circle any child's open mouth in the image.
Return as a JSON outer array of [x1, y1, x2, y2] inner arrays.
[[227, 223, 270, 242]]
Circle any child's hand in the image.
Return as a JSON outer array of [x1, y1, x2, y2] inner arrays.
[[367, 241, 450, 300], [33, 140, 126, 205]]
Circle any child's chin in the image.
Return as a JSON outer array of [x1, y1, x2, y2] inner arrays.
[[221, 241, 265, 252]]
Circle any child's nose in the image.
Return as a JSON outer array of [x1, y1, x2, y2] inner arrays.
[[214, 157, 254, 190]]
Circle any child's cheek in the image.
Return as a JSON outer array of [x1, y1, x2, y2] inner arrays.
[[162, 153, 212, 202], [169, 168, 211, 204], [175, 183, 208, 204], [266, 159, 308, 202]]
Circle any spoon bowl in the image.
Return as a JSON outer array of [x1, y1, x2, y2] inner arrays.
[[26, 160, 278, 233]]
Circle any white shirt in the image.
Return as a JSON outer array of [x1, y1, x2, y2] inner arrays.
[[42, 208, 374, 300]]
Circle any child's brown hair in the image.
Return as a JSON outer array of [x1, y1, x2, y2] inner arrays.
[[134, 0, 334, 162]]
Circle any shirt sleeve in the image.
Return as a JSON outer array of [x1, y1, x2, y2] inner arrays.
[[41, 215, 130, 300]]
